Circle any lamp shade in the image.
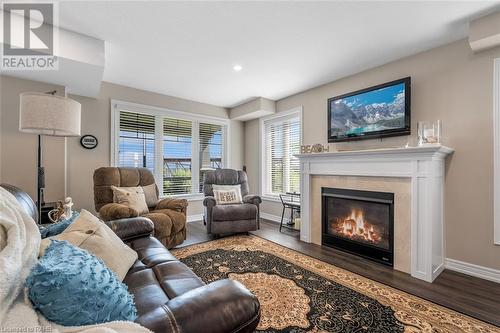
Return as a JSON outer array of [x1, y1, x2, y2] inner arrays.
[[19, 92, 81, 137]]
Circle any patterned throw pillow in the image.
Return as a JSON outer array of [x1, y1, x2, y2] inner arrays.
[[212, 184, 243, 205], [111, 186, 149, 215], [27, 240, 137, 326]]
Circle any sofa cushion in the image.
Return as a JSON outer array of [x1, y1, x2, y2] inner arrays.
[[124, 236, 205, 318], [128, 236, 178, 267], [212, 203, 257, 221]]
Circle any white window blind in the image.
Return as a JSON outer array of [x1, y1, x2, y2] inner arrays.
[[163, 117, 193, 195], [199, 123, 223, 192], [118, 111, 155, 170], [264, 115, 301, 195]]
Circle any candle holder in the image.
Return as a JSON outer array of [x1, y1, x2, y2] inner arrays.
[[417, 120, 441, 146]]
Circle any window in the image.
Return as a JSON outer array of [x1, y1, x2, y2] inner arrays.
[[118, 111, 155, 170], [163, 117, 192, 195], [199, 123, 223, 192], [261, 109, 302, 197], [112, 101, 228, 198]]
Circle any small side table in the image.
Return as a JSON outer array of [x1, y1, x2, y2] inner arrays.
[[39, 202, 56, 224], [279, 192, 301, 232]]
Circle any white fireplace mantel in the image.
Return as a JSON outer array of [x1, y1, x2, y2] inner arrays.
[[296, 145, 454, 282]]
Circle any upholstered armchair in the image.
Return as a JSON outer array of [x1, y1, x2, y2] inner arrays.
[[203, 169, 261, 235], [93, 167, 187, 248]]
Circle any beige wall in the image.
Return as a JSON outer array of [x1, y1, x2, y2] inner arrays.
[[1, 78, 244, 218], [245, 39, 500, 270]]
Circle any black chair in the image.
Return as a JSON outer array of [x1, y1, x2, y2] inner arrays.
[[279, 192, 300, 232]]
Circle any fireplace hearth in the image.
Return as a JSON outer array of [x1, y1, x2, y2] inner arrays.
[[322, 187, 394, 266]]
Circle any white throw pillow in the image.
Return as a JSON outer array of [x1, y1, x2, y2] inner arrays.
[[212, 184, 243, 205], [111, 185, 149, 215], [41, 209, 138, 281]]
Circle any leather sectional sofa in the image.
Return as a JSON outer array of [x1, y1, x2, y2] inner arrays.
[[109, 217, 261, 333], [2, 183, 261, 333]]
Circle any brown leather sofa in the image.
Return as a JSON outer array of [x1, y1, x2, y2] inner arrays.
[[109, 217, 261, 333], [1, 183, 261, 333], [93, 167, 187, 249]]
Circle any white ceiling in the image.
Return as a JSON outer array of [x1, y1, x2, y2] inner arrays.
[[57, 1, 500, 108]]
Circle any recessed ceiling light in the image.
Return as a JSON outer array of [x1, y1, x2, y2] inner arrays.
[[233, 64, 243, 72]]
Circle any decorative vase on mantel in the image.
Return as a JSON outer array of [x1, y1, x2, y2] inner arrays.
[[417, 120, 441, 146]]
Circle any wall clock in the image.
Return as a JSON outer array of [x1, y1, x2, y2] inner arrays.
[[80, 135, 98, 149]]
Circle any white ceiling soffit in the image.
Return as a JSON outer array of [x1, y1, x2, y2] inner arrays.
[[230, 97, 276, 121], [0, 11, 104, 97], [53, 1, 500, 107]]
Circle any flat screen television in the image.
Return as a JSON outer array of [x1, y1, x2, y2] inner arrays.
[[328, 77, 411, 142]]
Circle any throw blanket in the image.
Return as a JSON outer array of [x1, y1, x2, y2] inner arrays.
[[0, 188, 152, 333]]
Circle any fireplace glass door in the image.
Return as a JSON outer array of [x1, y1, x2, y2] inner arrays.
[[322, 187, 394, 266]]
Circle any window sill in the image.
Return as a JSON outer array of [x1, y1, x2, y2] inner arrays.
[[261, 194, 281, 203], [160, 193, 204, 201]]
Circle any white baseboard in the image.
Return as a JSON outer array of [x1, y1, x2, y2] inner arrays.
[[187, 214, 204, 223], [444, 258, 500, 283]]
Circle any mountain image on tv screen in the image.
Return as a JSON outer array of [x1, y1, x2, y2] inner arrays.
[[330, 82, 406, 137]]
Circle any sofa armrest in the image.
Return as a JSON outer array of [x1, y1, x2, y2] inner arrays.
[[155, 197, 188, 214], [203, 196, 217, 207], [105, 217, 154, 241], [99, 203, 138, 221], [136, 279, 260, 333], [243, 194, 262, 206]]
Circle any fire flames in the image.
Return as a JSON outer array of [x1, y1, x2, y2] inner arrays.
[[334, 209, 381, 244]]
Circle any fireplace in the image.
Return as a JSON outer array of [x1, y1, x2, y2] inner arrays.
[[322, 187, 394, 266]]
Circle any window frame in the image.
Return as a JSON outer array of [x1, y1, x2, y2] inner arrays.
[[259, 106, 303, 202], [111, 99, 230, 201]]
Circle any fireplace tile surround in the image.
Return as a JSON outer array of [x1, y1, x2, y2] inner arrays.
[[296, 146, 454, 282]]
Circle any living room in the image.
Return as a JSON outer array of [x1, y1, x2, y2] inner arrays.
[[1, 1, 500, 332]]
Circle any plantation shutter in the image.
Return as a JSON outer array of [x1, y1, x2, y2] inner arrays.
[[163, 117, 193, 195], [118, 111, 155, 170], [265, 116, 301, 194], [199, 123, 223, 192]]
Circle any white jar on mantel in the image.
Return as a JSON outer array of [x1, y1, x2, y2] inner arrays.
[[417, 120, 441, 146]]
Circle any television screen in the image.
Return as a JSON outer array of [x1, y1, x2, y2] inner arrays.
[[328, 77, 411, 142]]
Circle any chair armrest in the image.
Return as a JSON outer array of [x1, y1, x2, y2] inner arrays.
[[99, 203, 138, 221], [243, 194, 262, 205], [155, 197, 188, 213], [136, 279, 260, 333], [104, 217, 154, 241], [203, 196, 217, 207]]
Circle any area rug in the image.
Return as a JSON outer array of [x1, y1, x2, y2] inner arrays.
[[172, 235, 499, 333]]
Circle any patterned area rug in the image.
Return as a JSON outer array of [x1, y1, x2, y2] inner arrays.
[[172, 235, 500, 333]]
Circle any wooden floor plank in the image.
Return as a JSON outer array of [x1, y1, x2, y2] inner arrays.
[[180, 219, 500, 327]]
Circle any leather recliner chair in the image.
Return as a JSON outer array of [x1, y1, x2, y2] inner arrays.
[[93, 167, 187, 249]]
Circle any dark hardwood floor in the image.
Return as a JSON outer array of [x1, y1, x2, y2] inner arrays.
[[180, 219, 500, 327]]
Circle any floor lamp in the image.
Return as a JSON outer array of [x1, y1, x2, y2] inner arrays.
[[19, 92, 81, 223]]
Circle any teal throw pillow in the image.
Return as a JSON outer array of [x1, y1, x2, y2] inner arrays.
[[26, 240, 137, 326], [40, 212, 80, 239]]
